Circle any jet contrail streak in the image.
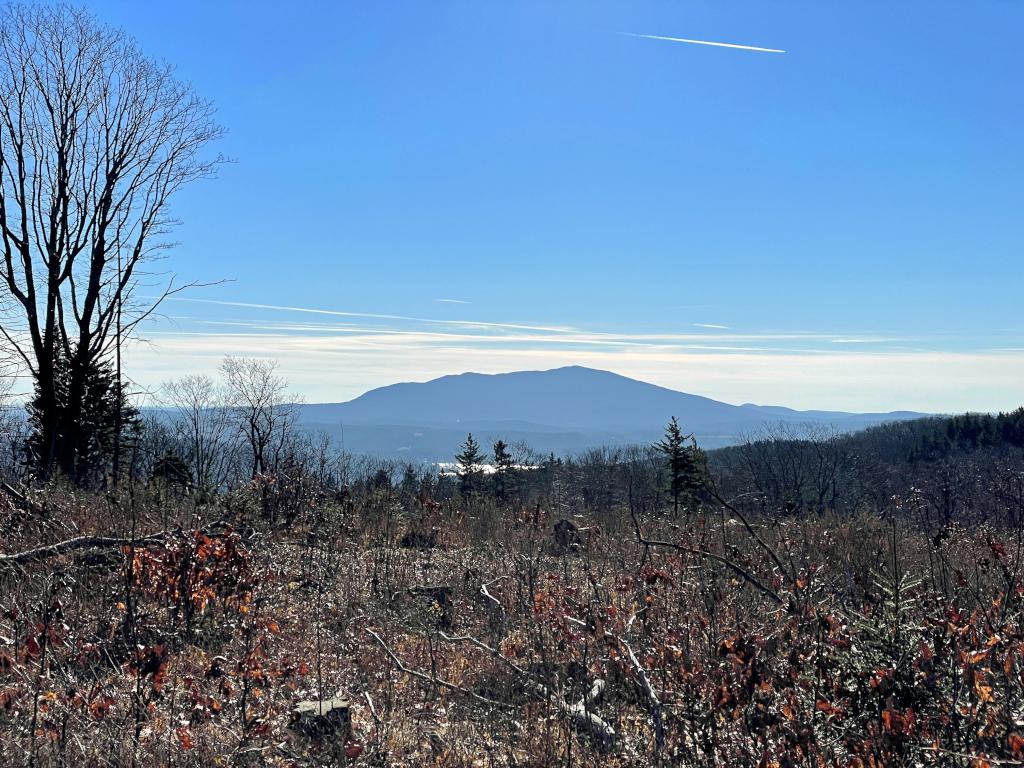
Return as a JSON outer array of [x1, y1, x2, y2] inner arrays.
[[620, 32, 785, 54]]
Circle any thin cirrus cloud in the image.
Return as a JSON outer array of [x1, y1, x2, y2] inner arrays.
[[618, 32, 786, 54], [154, 297, 935, 351], [127, 297, 1024, 412], [126, 332, 1024, 414], [168, 315, 890, 349], [830, 338, 893, 344], [165, 297, 577, 334], [435, 298, 471, 305]]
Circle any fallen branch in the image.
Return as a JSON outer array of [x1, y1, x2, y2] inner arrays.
[[441, 631, 618, 750], [563, 679, 615, 750], [478, 577, 507, 636], [619, 635, 664, 750], [479, 578, 504, 614], [0, 532, 168, 570], [0, 521, 233, 571], [563, 613, 663, 750], [629, 506, 784, 606], [363, 691, 381, 732], [0, 482, 43, 516], [366, 628, 509, 709]]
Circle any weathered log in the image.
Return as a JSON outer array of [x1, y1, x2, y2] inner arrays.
[[0, 532, 169, 570], [0, 482, 44, 516]]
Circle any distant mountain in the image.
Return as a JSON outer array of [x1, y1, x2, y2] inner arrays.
[[295, 366, 927, 460]]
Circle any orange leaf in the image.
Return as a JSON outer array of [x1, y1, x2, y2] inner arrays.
[[89, 695, 114, 720], [1010, 732, 1024, 756], [176, 727, 193, 750]]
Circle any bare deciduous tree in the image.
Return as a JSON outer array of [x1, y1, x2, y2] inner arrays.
[[161, 373, 235, 491], [0, 4, 223, 479], [220, 356, 297, 480]]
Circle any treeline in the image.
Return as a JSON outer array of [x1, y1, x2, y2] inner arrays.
[[875, 408, 1024, 461]]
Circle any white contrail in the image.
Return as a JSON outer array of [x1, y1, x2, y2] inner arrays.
[[619, 31, 785, 54]]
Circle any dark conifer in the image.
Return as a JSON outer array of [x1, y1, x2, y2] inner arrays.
[[455, 433, 484, 496]]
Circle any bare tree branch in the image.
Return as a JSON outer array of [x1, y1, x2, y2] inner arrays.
[[628, 505, 785, 606], [365, 628, 509, 710]]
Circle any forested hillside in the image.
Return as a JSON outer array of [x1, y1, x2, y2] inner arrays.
[[711, 409, 1024, 519]]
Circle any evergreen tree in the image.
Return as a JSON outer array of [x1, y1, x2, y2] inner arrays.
[[455, 433, 484, 496], [399, 462, 420, 498], [655, 416, 707, 514], [26, 353, 138, 486], [492, 439, 515, 501]]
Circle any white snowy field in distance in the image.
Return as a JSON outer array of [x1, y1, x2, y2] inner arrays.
[[436, 463, 539, 477]]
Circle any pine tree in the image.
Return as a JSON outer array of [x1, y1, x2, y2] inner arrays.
[[455, 433, 484, 496], [655, 416, 707, 514], [847, 568, 925, 716], [26, 353, 138, 486], [492, 439, 515, 501]]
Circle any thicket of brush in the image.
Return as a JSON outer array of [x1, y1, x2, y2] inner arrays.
[[2, 407, 1024, 767]]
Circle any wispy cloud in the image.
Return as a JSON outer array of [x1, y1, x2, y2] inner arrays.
[[126, 331, 1024, 414], [171, 313, 895, 349], [164, 297, 576, 334], [132, 297, 1024, 412], [436, 298, 470, 305], [156, 298, 951, 351], [619, 32, 785, 54], [168, 296, 414, 322], [830, 338, 894, 344]]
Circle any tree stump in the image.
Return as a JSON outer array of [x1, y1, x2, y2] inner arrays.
[[552, 519, 579, 555], [409, 584, 454, 629], [290, 697, 352, 743], [551, 519, 594, 555], [400, 526, 438, 550]]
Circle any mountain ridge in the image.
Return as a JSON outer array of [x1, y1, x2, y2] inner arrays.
[[294, 366, 926, 459]]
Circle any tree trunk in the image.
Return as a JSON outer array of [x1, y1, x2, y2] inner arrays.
[[59, 356, 88, 482]]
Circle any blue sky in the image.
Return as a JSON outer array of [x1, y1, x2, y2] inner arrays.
[[82, 1, 1023, 411]]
